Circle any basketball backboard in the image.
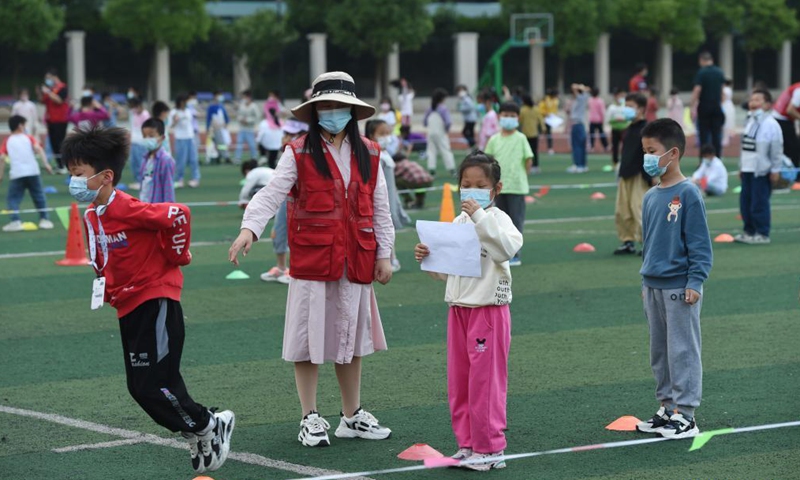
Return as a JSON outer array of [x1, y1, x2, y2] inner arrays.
[[510, 13, 554, 47]]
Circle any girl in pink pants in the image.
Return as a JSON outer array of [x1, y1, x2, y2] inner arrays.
[[415, 151, 523, 471]]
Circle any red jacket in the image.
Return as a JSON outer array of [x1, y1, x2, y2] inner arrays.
[[85, 190, 191, 317], [773, 82, 800, 118], [42, 82, 70, 124], [287, 136, 380, 284]]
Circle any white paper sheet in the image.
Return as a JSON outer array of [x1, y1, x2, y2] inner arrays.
[[416, 220, 481, 278], [545, 114, 564, 129]]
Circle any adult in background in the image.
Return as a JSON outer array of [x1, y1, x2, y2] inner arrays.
[[40, 69, 69, 173], [629, 63, 648, 93], [771, 81, 800, 180], [691, 52, 726, 158], [12, 89, 39, 137]]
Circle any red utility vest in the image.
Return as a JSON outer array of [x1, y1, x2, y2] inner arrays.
[[287, 135, 381, 284], [773, 82, 800, 118], [44, 82, 70, 123]]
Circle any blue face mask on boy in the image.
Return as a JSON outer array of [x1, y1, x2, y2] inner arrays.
[[69, 171, 106, 203], [643, 148, 675, 177], [318, 107, 352, 134], [460, 188, 493, 208], [499, 117, 519, 131]]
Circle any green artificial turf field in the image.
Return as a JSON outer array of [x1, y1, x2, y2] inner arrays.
[[1, 151, 798, 480]]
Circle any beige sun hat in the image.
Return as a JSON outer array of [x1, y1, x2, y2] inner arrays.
[[291, 71, 376, 123]]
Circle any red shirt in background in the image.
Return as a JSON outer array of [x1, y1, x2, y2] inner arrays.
[[42, 82, 70, 124], [646, 96, 659, 122], [629, 74, 647, 93]]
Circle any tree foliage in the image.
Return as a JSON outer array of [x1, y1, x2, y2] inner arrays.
[[285, 0, 335, 33], [500, 0, 619, 59], [103, 0, 211, 51], [617, 0, 707, 53], [0, 0, 64, 53], [325, 0, 434, 58], [58, 0, 105, 32], [223, 9, 298, 68]]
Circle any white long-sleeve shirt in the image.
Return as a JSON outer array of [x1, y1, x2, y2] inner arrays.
[[439, 208, 523, 308], [692, 156, 728, 194], [241, 137, 395, 259], [238, 166, 275, 205]]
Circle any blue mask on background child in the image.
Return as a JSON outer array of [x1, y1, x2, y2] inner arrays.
[[69, 172, 105, 203], [499, 117, 519, 130], [622, 106, 637, 121], [460, 188, 493, 208], [142, 138, 161, 152], [643, 149, 674, 177], [318, 108, 352, 134]]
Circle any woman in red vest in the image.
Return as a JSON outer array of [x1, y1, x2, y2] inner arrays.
[[40, 69, 70, 173], [229, 72, 395, 447]]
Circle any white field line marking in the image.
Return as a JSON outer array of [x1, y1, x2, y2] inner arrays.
[[0, 405, 370, 479], [53, 438, 147, 452], [2, 203, 798, 261], [292, 420, 800, 480]]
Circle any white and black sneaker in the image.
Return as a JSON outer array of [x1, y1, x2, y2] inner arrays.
[[181, 432, 204, 473], [614, 241, 636, 255], [463, 451, 506, 471], [197, 409, 235, 472], [636, 406, 671, 433], [298, 412, 331, 447], [659, 413, 699, 439], [334, 407, 391, 440]]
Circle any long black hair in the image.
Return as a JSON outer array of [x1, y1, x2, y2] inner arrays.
[[303, 105, 372, 182]]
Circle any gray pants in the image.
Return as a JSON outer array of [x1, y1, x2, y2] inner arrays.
[[642, 286, 703, 418]]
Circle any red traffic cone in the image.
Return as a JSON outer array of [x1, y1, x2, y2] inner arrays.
[[56, 203, 89, 266]]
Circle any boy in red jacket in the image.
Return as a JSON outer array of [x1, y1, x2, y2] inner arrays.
[[61, 126, 234, 475]]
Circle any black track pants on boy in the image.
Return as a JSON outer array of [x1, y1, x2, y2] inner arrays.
[[119, 298, 211, 433]]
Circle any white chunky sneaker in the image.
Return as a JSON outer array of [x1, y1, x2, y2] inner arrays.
[[334, 407, 391, 440], [659, 413, 699, 440], [298, 412, 331, 447], [38, 219, 54, 230], [451, 447, 473, 460], [197, 409, 235, 472], [3, 221, 23, 232], [181, 432, 204, 473], [463, 451, 506, 471], [260, 266, 285, 282]]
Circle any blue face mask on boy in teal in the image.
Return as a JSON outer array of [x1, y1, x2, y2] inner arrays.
[[318, 107, 352, 134], [499, 117, 519, 130], [460, 188, 494, 208]]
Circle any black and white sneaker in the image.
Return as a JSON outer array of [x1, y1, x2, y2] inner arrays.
[[298, 412, 331, 447], [197, 409, 235, 472], [334, 407, 391, 440], [659, 413, 699, 439], [613, 241, 636, 255], [636, 406, 671, 433], [181, 432, 204, 473]]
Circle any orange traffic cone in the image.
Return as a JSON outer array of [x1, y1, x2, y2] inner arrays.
[[398, 443, 444, 461], [605, 415, 642, 431], [56, 203, 89, 266], [439, 183, 456, 222]]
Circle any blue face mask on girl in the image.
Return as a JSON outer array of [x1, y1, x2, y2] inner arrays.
[[69, 171, 106, 203], [460, 188, 493, 208], [318, 107, 352, 134]]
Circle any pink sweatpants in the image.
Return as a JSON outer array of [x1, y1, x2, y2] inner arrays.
[[447, 304, 511, 454]]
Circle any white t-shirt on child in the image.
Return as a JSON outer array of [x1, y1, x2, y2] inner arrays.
[[0, 133, 40, 179]]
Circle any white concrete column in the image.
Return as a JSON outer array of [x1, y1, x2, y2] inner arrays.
[[453, 32, 479, 91], [779, 39, 792, 91], [388, 43, 400, 85], [719, 34, 734, 80], [64, 31, 86, 102], [233, 55, 251, 95], [657, 40, 672, 103], [594, 33, 610, 98], [530, 44, 545, 99], [154, 45, 170, 101], [307, 33, 328, 84]]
